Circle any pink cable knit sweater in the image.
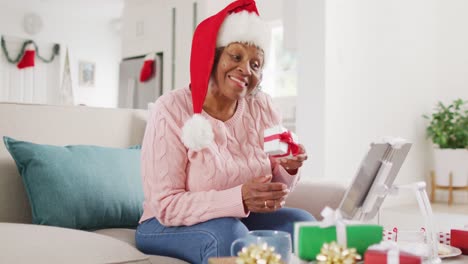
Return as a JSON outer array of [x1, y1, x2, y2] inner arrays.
[[139, 87, 300, 226]]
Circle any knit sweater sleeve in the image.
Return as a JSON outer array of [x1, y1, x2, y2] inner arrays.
[[270, 157, 300, 191], [141, 95, 248, 227]]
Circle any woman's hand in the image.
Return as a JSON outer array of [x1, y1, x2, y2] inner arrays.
[[241, 175, 290, 213], [277, 144, 308, 173]]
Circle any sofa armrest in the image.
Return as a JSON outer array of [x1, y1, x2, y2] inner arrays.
[[285, 181, 347, 220]]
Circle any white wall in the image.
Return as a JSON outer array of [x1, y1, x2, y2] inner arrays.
[[0, 1, 122, 108], [122, 0, 171, 94], [201, 0, 283, 21], [122, 0, 468, 204], [122, 0, 284, 96], [295, 0, 326, 181], [324, 0, 439, 188], [436, 0, 468, 104], [294, 0, 468, 205], [433, 0, 468, 203], [122, 0, 196, 94]]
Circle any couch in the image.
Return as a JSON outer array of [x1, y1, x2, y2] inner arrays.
[[0, 102, 346, 264]]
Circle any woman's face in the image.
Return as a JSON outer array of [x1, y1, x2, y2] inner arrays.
[[212, 42, 264, 100]]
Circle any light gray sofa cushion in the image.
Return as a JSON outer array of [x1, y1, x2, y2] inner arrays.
[[95, 228, 190, 264], [0, 223, 150, 264], [95, 228, 139, 246]]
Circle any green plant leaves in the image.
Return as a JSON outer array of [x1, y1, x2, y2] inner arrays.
[[423, 98, 468, 149]]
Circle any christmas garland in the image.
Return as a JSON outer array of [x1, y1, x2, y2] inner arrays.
[[1, 36, 60, 64]]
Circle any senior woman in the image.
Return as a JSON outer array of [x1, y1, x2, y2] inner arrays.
[[135, 0, 314, 263]]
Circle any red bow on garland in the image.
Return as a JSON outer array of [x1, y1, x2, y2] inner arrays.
[[264, 131, 300, 157]]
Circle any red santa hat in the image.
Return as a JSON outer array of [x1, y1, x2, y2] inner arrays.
[[181, 0, 270, 151], [139, 53, 156, 82], [17, 43, 35, 69]]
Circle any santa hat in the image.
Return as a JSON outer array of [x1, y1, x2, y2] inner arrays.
[[17, 43, 35, 69], [139, 53, 156, 82], [181, 0, 270, 151]]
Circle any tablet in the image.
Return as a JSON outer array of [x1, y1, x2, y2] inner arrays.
[[338, 140, 412, 221]]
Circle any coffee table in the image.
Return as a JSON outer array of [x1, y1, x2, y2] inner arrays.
[[208, 253, 305, 263], [208, 255, 468, 263], [443, 255, 468, 263]]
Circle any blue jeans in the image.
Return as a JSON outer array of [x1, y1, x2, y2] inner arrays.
[[135, 208, 315, 264]]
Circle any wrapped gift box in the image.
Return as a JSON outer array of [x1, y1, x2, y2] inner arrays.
[[263, 125, 299, 157], [364, 249, 422, 264], [382, 228, 398, 241], [451, 229, 468, 255], [439, 231, 451, 245], [294, 221, 383, 261], [383, 227, 452, 245]]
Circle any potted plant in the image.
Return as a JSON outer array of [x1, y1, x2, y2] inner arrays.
[[423, 98, 468, 204]]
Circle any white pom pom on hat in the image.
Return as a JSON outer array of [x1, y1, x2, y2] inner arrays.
[[181, 114, 215, 151], [181, 0, 270, 151]]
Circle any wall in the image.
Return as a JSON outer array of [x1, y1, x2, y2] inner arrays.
[[436, 0, 468, 104], [433, 0, 468, 202], [0, 1, 122, 108], [295, 0, 468, 204], [122, 0, 284, 97], [122, 0, 195, 95], [324, 0, 438, 188], [201, 0, 283, 21], [122, 0, 172, 95], [295, 0, 326, 182], [122, 0, 468, 203]]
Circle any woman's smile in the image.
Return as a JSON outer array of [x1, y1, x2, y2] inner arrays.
[[228, 74, 248, 89]]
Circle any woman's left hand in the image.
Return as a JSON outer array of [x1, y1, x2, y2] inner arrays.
[[278, 144, 308, 173]]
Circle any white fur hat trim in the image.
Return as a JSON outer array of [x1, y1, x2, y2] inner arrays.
[[216, 11, 270, 56]]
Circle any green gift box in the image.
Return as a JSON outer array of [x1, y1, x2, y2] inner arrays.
[[294, 221, 383, 261]]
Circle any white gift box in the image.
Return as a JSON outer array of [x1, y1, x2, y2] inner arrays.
[[263, 125, 299, 157]]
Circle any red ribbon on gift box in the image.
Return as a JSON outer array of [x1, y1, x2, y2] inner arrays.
[[365, 250, 422, 264], [264, 131, 300, 157], [365, 241, 422, 264]]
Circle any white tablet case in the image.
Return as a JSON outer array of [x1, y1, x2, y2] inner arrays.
[[338, 140, 412, 221]]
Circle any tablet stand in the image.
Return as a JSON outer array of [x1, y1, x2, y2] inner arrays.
[[389, 182, 441, 264], [358, 159, 441, 263]]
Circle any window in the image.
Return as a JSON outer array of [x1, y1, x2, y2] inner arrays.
[[262, 22, 298, 98]]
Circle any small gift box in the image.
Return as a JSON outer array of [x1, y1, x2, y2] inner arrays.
[[364, 241, 422, 264], [383, 227, 452, 245], [451, 229, 468, 255], [263, 125, 299, 158], [382, 228, 398, 241], [439, 231, 451, 245], [294, 207, 383, 261]]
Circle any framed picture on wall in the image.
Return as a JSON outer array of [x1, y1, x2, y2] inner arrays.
[[79, 61, 95, 87]]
